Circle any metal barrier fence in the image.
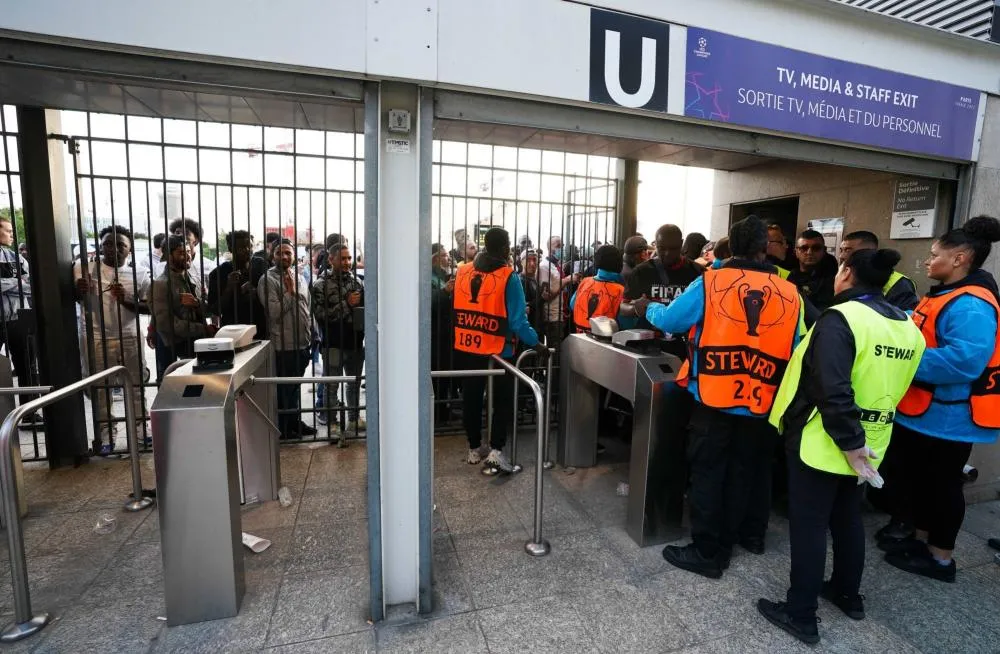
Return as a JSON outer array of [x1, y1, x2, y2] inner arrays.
[[0, 102, 618, 461], [0, 365, 154, 643]]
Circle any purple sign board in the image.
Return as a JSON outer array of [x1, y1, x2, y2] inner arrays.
[[684, 27, 980, 161]]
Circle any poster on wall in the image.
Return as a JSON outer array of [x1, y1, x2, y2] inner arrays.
[[684, 27, 981, 161], [890, 179, 938, 239], [807, 217, 845, 256]]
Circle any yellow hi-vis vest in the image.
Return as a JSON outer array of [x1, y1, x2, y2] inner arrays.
[[775, 265, 791, 280], [769, 300, 925, 476], [882, 270, 909, 296]]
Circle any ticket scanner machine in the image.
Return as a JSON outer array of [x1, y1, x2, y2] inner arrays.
[[150, 327, 278, 625]]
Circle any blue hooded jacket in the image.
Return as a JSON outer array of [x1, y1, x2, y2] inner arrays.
[[896, 269, 1000, 444]]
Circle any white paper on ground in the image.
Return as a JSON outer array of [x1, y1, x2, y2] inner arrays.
[[242, 532, 272, 553]]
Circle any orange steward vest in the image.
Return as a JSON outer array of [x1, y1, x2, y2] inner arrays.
[[573, 277, 624, 332], [453, 264, 513, 355], [897, 285, 1000, 428], [676, 267, 801, 415]]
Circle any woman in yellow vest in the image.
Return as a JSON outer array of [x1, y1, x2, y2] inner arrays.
[[757, 248, 924, 646], [884, 215, 1000, 582]]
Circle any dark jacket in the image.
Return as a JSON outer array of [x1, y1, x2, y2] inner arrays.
[[207, 260, 268, 338], [431, 266, 453, 346], [788, 265, 835, 310], [311, 268, 364, 350], [781, 286, 910, 457], [885, 275, 920, 311], [624, 257, 703, 331]]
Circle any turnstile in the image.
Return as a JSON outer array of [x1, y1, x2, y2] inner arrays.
[[150, 341, 278, 626], [558, 334, 683, 547]]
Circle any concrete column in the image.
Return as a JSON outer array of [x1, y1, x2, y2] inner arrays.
[[617, 159, 639, 244], [365, 82, 433, 617], [15, 107, 87, 467], [963, 94, 1000, 501]]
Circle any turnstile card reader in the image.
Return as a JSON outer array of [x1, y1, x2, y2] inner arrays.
[[150, 340, 277, 626]]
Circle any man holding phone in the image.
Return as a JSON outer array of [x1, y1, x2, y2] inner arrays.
[[312, 244, 365, 434], [151, 234, 215, 379]]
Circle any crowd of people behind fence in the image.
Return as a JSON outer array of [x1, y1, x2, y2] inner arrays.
[[1, 204, 998, 645]]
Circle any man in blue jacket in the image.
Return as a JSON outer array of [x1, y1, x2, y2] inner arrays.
[[453, 228, 547, 473]]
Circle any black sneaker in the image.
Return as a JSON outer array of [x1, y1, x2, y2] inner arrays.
[[877, 537, 927, 556], [297, 421, 318, 437], [885, 550, 956, 583], [820, 580, 865, 620], [740, 536, 766, 555], [756, 598, 820, 645], [662, 543, 723, 579], [875, 519, 915, 543]]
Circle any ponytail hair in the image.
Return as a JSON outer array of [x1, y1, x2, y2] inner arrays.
[[845, 248, 901, 289], [938, 215, 1000, 270]]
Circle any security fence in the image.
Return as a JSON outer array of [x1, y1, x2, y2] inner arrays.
[[0, 102, 620, 460]]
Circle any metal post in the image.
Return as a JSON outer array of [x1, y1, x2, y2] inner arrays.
[[122, 371, 154, 513], [490, 355, 550, 557], [0, 387, 53, 396], [486, 357, 494, 448], [543, 351, 555, 470], [0, 366, 153, 642], [510, 349, 540, 473]]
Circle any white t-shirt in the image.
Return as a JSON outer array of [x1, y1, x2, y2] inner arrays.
[[536, 259, 563, 323], [73, 260, 151, 338]]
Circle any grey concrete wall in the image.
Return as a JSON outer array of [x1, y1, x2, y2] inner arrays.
[[711, 161, 949, 296], [964, 94, 1000, 503]]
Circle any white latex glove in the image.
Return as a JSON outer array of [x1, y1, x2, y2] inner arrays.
[[844, 446, 884, 488]]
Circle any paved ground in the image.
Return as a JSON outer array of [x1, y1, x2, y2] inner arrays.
[[0, 431, 998, 653]]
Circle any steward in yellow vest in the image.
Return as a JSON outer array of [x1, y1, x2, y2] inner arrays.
[[757, 248, 924, 646]]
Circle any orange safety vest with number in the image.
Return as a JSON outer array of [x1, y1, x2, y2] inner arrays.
[[897, 286, 1000, 428], [676, 267, 801, 415], [572, 277, 624, 332], [452, 264, 513, 355]]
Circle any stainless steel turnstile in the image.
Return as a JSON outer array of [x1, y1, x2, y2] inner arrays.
[[558, 334, 682, 547], [150, 341, 278, 626]]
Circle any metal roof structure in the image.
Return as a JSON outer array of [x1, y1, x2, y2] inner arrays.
[[833, 0, 998, 41]]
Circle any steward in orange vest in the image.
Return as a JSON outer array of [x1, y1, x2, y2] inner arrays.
[[882, 215, 1000, 584], [570, 244, 627, 333], [451, 227, 546, 473], [634, 216, 807, 579]]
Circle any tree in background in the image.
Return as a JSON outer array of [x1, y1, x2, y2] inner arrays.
[[0, 207, 26, 245]]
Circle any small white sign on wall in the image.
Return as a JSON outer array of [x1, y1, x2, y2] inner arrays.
[[807, 217, 844, 256], [891, 179, 938, 239], [385, 138, 411, 154]]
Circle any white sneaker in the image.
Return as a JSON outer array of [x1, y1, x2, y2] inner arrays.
[[467, 444, 489, 464], [485, 449, 513, 473]]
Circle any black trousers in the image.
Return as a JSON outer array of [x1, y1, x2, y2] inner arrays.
[[895, 423, 973, 551], [275, 348, 310, 434], [687, 403, 777, 558], [785, 452, 865, 621], [458, 351, 514, 451], [865, 424, 906, 519], [0, 318, 38, 402]]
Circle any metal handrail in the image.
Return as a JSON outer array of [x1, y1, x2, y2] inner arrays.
[[491, 354, 551, 558], [510, 349, 555, 473], [0, 387, 53, 396], [0, 365, 154, 643]]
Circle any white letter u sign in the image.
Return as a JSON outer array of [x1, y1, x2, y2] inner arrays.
[[603, 30, 656, 108]]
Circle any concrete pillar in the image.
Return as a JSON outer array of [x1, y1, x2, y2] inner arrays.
[[617, 159, 639, 244], [15, 107, 87, 467], [365, 82, 433, 618], [963, 93, 1000, 501]]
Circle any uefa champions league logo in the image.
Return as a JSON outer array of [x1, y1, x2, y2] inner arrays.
[[694, 35, 711, 58]]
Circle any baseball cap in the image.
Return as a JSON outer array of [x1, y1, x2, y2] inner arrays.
[[624, 235, 650, 255]]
